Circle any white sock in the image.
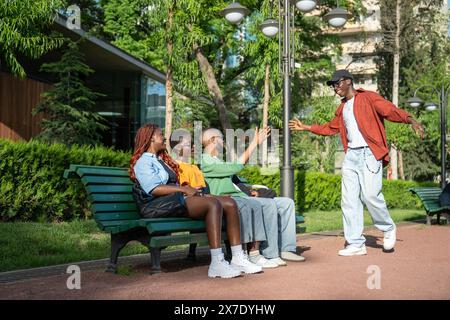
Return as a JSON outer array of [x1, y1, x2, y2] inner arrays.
[[231, 245, 243, 257], [210, 248, 223, 258]]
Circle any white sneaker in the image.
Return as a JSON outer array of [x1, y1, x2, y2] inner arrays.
[[248, 254, 279, 268], [383, 226, 396, 251], [230, 251, 263, 274], [338, 245, 367, 256], [208, 253, 242, 278], [281, 251, 306, 262], [268, 257, 287, 266]]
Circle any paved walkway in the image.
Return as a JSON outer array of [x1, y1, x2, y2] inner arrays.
[[1, 222, 449, 300]]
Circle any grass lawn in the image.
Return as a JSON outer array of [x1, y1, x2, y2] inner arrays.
[[0, 209, 426, 272]]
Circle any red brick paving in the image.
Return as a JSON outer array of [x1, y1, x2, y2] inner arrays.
[[1, 223, 449, 300]]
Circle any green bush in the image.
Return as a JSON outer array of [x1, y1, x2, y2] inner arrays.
[[0, 139, 436, 222], [0, 139, 130, 222], [240, 166, 436, 211]]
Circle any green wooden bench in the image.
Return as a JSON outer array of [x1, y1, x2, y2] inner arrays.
[[64, 164, 305, 274], [409, 187, 450, 225]]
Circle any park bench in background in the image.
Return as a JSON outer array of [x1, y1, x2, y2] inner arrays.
[[64, 164, 305, 274], [409, 187, 450, 225]]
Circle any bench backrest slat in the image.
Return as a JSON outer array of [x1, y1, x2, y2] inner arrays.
[[76, 167, 130, 178], [92, 203, 138, 213], [89, 193, 134, 203], [81, 176, 133, 186], [87, 185, 133, 194], [95, 211, 140, 221]]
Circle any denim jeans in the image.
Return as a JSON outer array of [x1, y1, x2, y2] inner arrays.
[[341, 147, 396, 248], [245, 196, 297, 258], [231, 196, 267, 244]]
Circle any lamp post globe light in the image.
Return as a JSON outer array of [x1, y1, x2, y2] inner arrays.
[[295, 0, 317, 12], [408, 83, 450, 189], [220, 1, 350, 199], [324, 7, 352, 28], [259, 19, 279, 37], [219, 2, 250, 24]]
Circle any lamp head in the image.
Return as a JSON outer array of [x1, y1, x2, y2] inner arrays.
[[407, 96, 423, 108], [260, 19, 279, 37], [219, 2, 250, 24], [294, 0, 317, 13], [424, 102, 438, 111], [324, 7, 351, 28]]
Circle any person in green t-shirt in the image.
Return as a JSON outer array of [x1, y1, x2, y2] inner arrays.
[[201, 128, 306, 267]]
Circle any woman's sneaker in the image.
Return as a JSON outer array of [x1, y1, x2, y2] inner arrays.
[[208, 253, 242, 278], [248, 254, 279, 268], [230, 251, 263, 274]]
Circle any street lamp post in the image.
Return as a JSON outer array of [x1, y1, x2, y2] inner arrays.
[[220, 1, 350, 199], [407, 83, 450, 189]]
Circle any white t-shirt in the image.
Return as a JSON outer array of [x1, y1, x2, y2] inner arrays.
[[342, 97, 368, 148]]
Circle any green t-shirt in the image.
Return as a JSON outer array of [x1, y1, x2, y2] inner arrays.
[[201, 153, 247, 197]]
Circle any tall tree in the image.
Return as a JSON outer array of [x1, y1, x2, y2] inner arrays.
[[0, 0, 65, 78], [164, 0, 175, 148], [33, 41, 107, 146], [377, 0, 449, 181]]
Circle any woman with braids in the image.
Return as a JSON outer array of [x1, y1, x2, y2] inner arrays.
[[129, 124, 262, 278]]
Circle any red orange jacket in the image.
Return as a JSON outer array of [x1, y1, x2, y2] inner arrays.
[[310, 89, 412, 166]]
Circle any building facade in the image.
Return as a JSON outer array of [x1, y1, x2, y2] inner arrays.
[[0, 16, 166, 151]]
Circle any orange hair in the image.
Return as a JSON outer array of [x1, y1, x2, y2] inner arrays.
[[129, 124, 180, 183]]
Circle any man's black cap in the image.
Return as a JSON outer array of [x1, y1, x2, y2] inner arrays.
[[326, 69, 354, 86]]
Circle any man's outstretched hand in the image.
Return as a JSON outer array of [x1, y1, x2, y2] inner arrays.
[[289, 118, 310, 131], [409, 118, 425, 140]]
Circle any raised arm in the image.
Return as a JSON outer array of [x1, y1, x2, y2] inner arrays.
[[238, 127, 270, 164]]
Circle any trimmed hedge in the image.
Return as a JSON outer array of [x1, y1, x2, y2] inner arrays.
[[0, 139, 436, 222], [0, 139, 130, 222], [239, 166, 436, 211]]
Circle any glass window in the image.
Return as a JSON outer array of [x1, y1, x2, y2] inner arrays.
[[141, 75, 166, 129]]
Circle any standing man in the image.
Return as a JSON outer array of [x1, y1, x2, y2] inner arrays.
[[289, 70, 424, 256]]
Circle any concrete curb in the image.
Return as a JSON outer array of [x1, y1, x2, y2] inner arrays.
[[0, 246, 211, 284]]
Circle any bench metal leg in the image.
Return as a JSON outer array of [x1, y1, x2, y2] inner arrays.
[[106, 228, 150, 274], [426, 214, 432, 226], [187, 243, 197, 261], [106, 233, 130, 273], [150, 247, 162, 274]]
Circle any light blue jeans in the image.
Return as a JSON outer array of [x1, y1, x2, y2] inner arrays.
[[245, 196, 297, 258], [341, 147, 396, 248]]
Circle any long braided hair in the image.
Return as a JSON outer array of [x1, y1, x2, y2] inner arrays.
[[129, 124, 180, 183]]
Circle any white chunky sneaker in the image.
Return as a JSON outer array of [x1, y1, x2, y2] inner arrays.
[[208, 253, 242, 278], [383, 226, 397, 251], [338, 245, 367, 256], [230, 251, 263, 274], [268, 257, 287, 266], [248, 254, 279, 268]]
